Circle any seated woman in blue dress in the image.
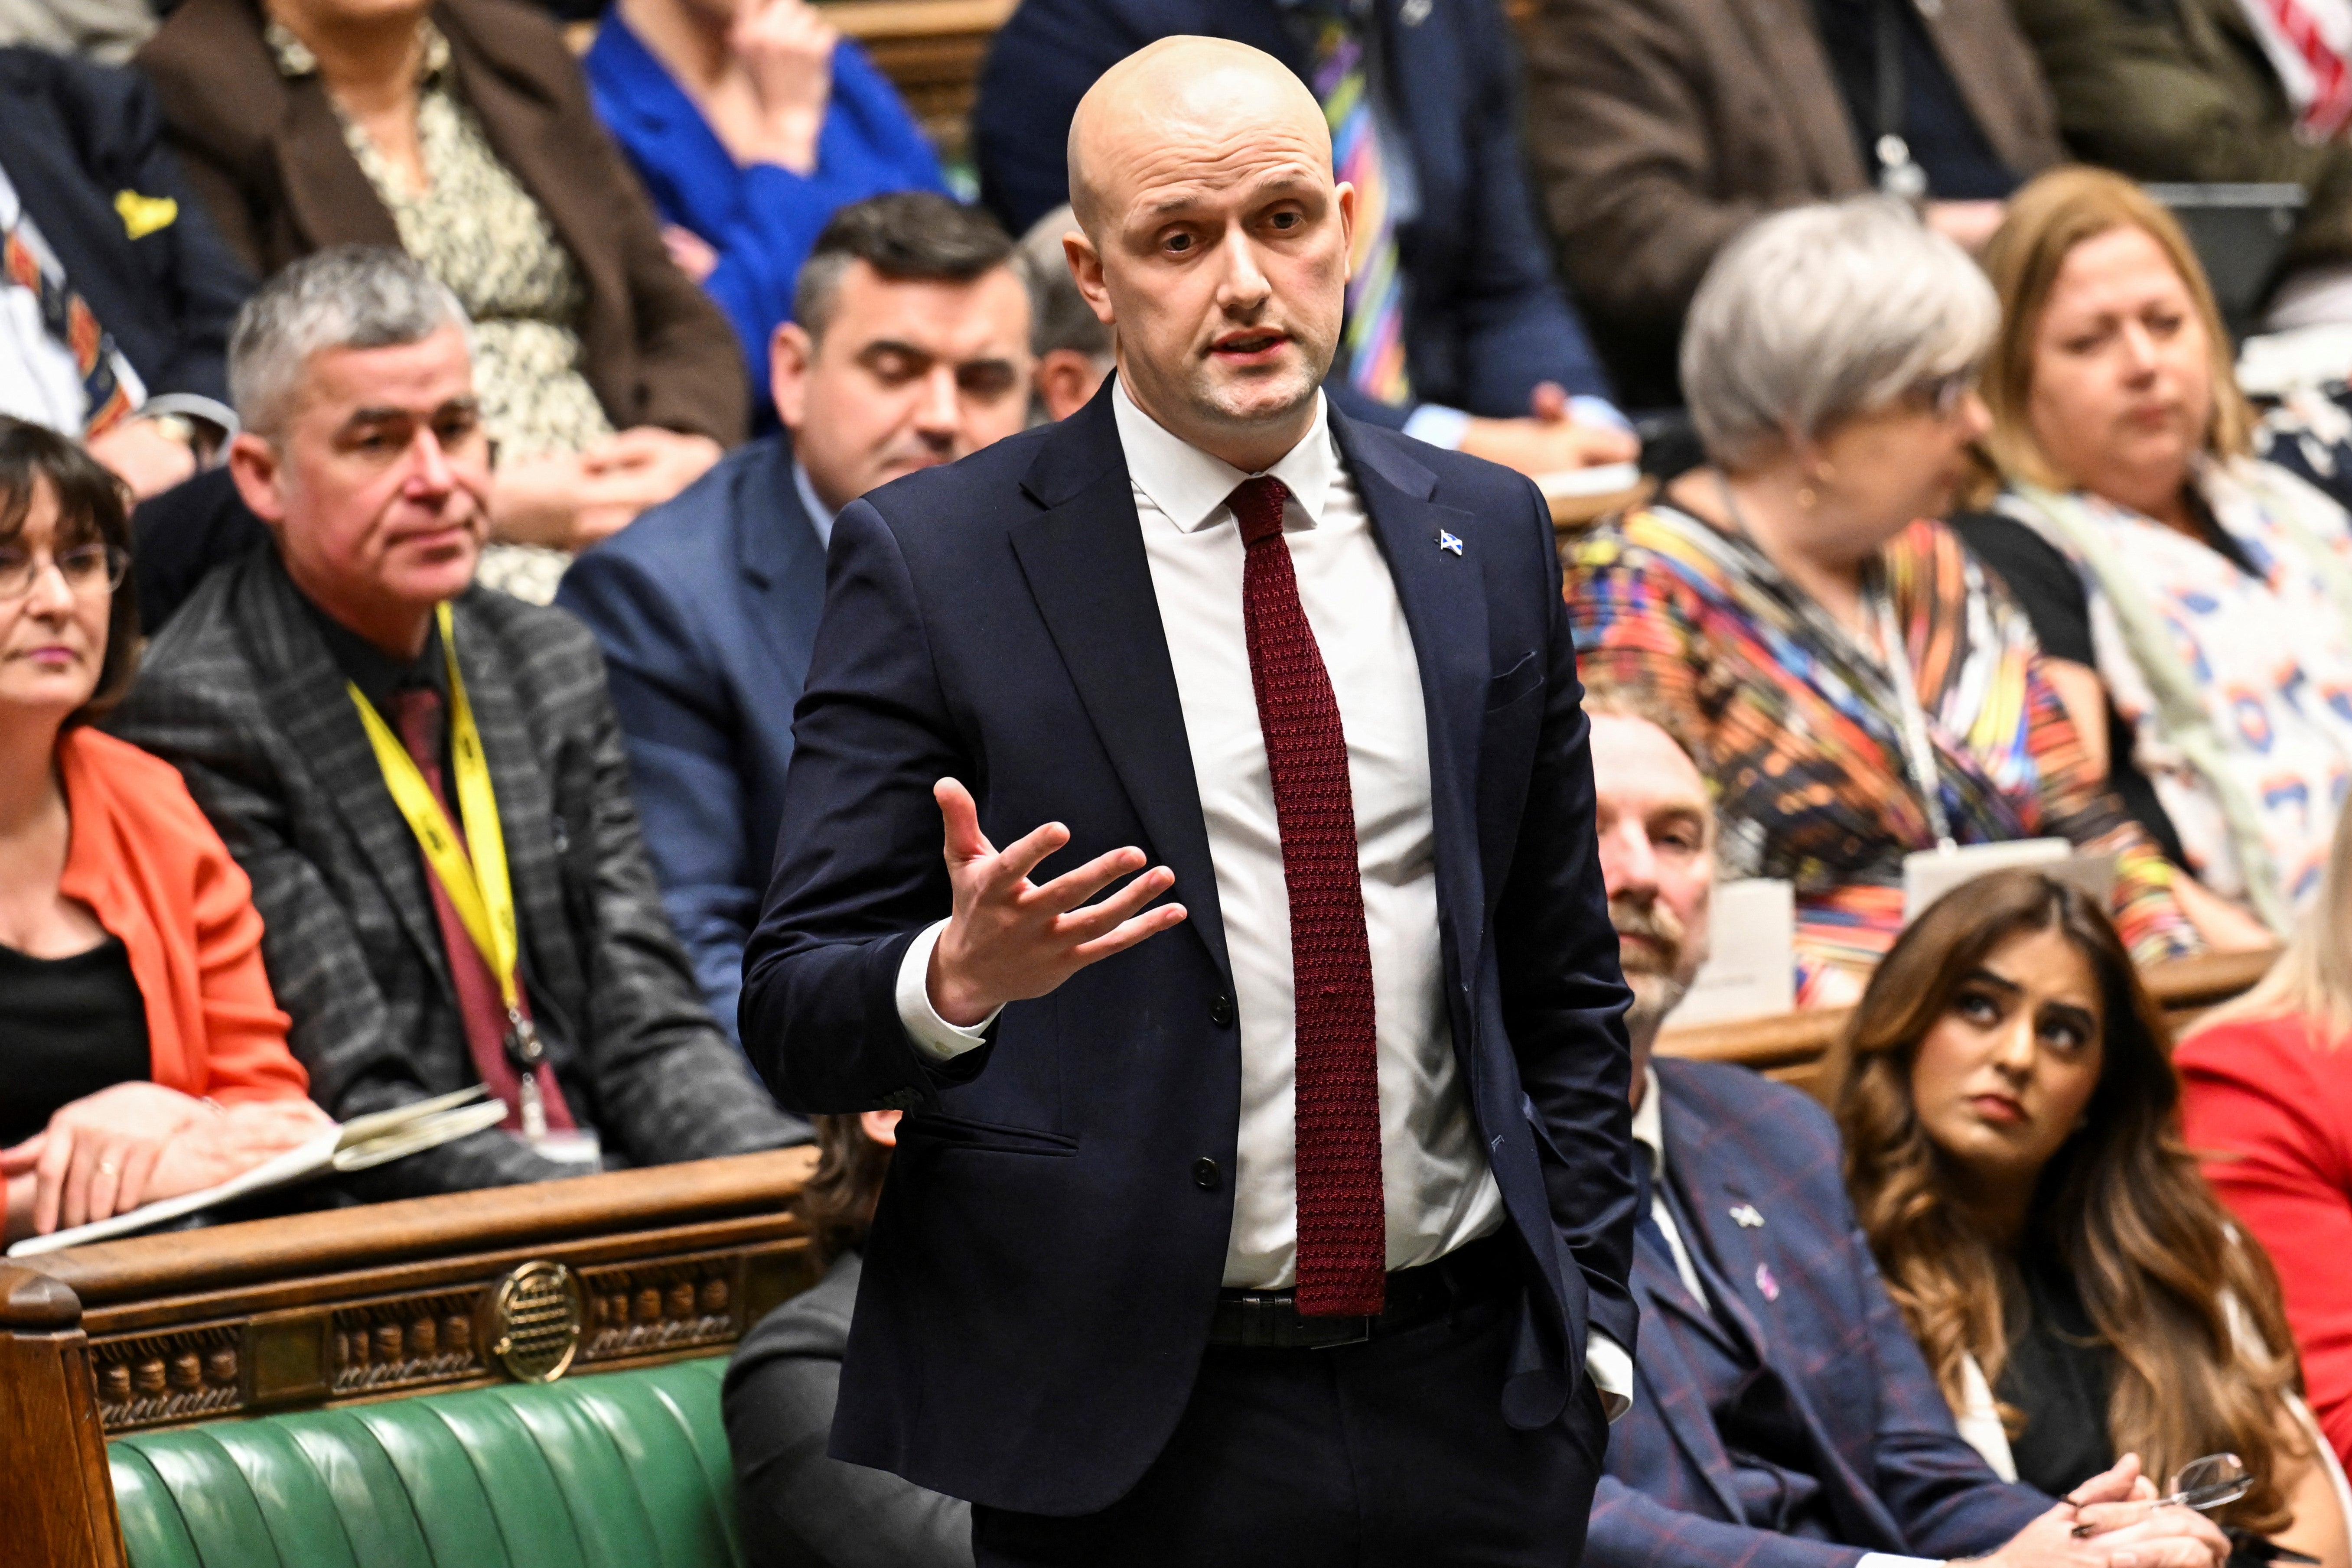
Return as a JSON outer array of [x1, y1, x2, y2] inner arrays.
[[586, 0, 948, 423]]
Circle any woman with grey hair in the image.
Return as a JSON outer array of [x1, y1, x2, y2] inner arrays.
[[1568, 199, 2199, 1007]]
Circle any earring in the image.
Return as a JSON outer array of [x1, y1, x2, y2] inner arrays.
[[1796, 485, 1818, 509]]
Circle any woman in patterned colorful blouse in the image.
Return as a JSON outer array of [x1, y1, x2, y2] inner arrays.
[[1568, 200, 2201, 1007], [1965, 167, 2352, 935]]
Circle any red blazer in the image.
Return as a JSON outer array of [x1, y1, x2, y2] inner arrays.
[[2178, 1014, 2352, 1469], [55, 726, 306, 1103]]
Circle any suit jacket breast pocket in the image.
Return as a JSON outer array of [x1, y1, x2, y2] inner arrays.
[[1485, 650, 1545, 711]]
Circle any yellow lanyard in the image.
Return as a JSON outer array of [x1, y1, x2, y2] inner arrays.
[[348, 602, 523, 1013]]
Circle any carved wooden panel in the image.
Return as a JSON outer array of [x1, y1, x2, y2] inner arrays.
[[331, 1288, 483, 1396], [89, 1324, 243, 1431]]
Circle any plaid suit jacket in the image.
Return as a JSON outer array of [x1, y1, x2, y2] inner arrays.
[[108, 545, 805, 1197], [1588, 1058, 2051, 1568]]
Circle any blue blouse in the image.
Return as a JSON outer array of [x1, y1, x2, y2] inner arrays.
[[586, 13, 948, 416]]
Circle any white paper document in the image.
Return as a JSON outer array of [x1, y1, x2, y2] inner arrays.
[[1902, 839, 2118, 924], [1669, 878, 1797, 1027], [7, 1087, 511, 1257]]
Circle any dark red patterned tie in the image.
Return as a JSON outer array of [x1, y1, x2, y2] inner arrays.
[[392, 689, 576, 1135], [1229, 476, 1386, 1316]]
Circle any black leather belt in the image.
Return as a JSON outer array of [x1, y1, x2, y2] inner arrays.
[[1207, 1233, 1520, 1350]]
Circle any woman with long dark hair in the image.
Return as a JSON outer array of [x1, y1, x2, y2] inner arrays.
[[1836, 869, 2349, 1565]]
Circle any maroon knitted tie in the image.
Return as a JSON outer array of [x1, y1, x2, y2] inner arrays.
[[1229, 475, 1386, 1316], [392, 689, 576, 1135]]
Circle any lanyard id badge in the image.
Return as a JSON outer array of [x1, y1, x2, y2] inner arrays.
[[349, 601, 551, 1140]]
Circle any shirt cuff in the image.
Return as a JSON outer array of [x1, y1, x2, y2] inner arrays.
[[1569, 394, 1633, 433], [894, 919, 1000, 1063], [1856, 1556, 1942, 1568], [1401, 402, 1473, 449], [1586, 1330, 1635, 1423]]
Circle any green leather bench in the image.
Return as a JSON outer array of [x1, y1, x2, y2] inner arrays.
[[2, 1152, 814, 1568], [110, 1359, 744, 1568]]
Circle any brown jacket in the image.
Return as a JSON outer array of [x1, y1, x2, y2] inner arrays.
[[136, 0, 746, 445], [1523, 0, 2062, 405]]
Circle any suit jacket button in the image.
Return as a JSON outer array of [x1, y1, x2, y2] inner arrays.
[[1192, 1157, 1221, 1191], [1209, 993, 1236, 1028]]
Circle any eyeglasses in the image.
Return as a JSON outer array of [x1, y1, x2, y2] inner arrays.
[[0, 542, 129, 602], [1914, 368, 1980, 421]]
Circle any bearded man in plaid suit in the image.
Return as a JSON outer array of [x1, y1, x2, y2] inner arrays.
[[1581, 697, 2231, 1568], [111, 248, 805, 1198]]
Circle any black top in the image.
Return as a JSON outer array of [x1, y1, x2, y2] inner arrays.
[[1807, 0, 2018, 200], [1994, 1257, 2120, 1499], [308, 599, 452, 774], [0, 937, 153, 1147], [1952, 511, 2192, 867]]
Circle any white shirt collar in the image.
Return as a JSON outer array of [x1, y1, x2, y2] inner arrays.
[[1110, 374, 1340, 535], [1631, 1065, 1666, 1184], [793, 459, 837, 549]]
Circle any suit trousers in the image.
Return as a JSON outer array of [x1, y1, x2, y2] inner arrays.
[[970, 1292, 1607, 1567]]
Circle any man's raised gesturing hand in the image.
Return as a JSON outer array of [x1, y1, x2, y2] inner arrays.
[[924, 778, 1189, 1028]]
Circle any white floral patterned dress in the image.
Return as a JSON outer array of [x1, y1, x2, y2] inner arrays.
[[269, 21, 609, 604]]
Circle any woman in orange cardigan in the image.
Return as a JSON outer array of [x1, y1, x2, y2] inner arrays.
[[0, 419, 329, 1243]]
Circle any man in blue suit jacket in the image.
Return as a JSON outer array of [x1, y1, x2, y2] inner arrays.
[[741, 39, 1636, 1564], [0, 46, 251, 494], [1580, 699, 2231, 1568], [560, 194, 1034, 1038], [973, 0, 1641, 474]]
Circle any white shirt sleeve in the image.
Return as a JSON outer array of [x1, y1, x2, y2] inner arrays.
[[893, 919, 1001, 1063], [1855, 1556, 1942, 1568], [1587, 1330, 1635, 1422]]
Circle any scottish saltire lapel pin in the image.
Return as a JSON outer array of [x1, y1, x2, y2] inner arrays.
[[1755, 1263, 1781, 1302], [1437, 529, 1464, 555], [1730, 1204, 1765, 1229]]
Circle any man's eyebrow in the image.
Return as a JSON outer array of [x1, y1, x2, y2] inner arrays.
[[855, 340, 938, 361], [339, 396, 479, 427], [1137, 169, 1323, 221]]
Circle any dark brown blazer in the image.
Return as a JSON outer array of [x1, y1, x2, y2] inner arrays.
[[135, 0, 747, 445], [1521, 0, 2063, 406]]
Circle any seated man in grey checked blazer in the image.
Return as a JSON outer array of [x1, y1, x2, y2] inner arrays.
[[1580, 694, 2230, 1568], [110, 247, 807, 1199]]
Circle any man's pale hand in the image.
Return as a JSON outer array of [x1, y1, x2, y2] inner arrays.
[[87, 417, 198, 498], [925, 777, 1187, 1028], [1457, 384, 1640, 476]]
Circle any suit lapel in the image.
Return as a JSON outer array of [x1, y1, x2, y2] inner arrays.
[[1629, 1259, 1752, 1523], [1008, 390, 1231, 985], [1332, 414, 1488, 965], [735, 439, 830, 686], [1666, 1085, 1909, 1552], [241, 554, 456, 1002]]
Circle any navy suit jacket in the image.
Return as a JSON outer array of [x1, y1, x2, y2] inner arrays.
[[1593, 1058, 2052, 1568], [557, 436, 827, 1040], [739, 378, 1638, 1514], [0, 46, 251, 420], [971, 0, 1613, 427]]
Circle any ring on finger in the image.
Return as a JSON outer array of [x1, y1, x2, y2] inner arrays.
[[97, 1158, 121, 1177]]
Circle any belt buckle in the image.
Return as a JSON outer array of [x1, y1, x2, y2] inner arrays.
[[1307, 1314, 1374, 1350]]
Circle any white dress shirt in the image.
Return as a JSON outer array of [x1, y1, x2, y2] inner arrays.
[[0, 165, 107, 433], [1635, 1067, 1937, 1566], [896, 381, 1630, 1410]]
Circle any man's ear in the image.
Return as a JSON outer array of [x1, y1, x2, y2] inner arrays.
[[1036, 349, 1109, 422], [226, 431, 290, 527], [769, 322, 815, 433], [1063, 229, 1116, 328], [1333, 181, 1358, 288]]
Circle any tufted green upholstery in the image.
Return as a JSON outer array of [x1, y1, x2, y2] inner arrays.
[[109, 1358, 744, 1568]]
